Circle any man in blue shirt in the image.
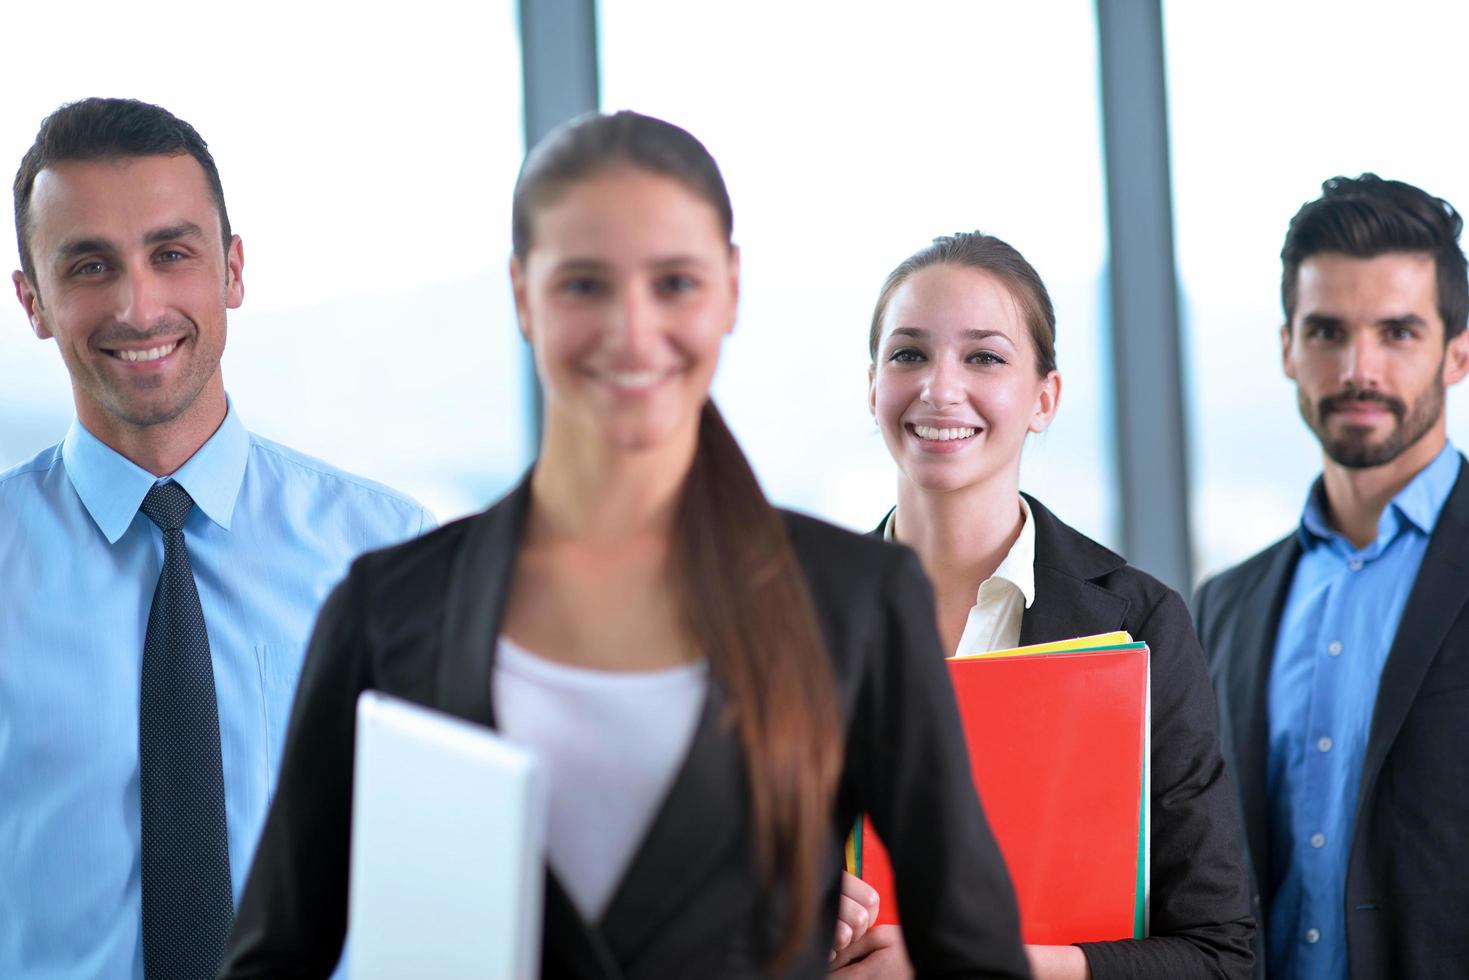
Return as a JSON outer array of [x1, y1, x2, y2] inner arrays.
[[0, 98, 432, 978], [1196, 174, 1469, 980]]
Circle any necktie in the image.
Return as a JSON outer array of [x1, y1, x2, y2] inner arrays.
[[139, 480, 233, 979]]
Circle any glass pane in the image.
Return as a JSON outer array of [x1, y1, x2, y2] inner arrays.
[[599, 0, 1118, 544], [1167, 0, 1469, 577], [1, 1, 528, 521]]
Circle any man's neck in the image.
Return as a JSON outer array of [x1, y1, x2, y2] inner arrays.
[[75, 383, 228, 478], [1320, 426, 1447, 549]]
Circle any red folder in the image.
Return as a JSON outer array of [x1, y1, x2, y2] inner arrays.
[[851, 643, 1149, 944]]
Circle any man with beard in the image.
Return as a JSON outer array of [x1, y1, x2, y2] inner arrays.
[[0, 98, 431, 979], [1195, 174, 1469, 980]]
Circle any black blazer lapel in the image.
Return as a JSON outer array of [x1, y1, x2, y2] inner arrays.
[[1355, 461, 1469, 831], [434, 472, 625, 978], [598, 682, 749, 966], [435, 471, 532, 727], [1217, 535, 1300, 895], [1018, 495, 1129, 646], [542, 873, 625, 979]]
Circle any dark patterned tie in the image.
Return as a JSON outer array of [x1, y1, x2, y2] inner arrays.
[[139, 480, 233, 980]]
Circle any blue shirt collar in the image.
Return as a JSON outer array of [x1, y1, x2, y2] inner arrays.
[[1299, 440, 1462, 550], [62, 400, 251, 544]]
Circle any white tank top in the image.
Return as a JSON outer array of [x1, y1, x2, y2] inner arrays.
[[492, 637, 709, 922]]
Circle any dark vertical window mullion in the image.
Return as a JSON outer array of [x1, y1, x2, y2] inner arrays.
[[516, 0, 600, 447], [1095, 0, 1194, 591]]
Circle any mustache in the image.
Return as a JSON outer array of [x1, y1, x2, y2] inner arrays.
[[90, 319, 194, 349], [1318, 388, 1406, 419]]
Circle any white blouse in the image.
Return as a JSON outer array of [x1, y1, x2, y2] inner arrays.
[[491, 637, 708, 922], [884, 495, 1037, 656]]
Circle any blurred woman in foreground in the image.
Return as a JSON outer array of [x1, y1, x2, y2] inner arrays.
[[219, 119, 1029, 978]]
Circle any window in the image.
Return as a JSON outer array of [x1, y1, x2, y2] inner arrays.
[[600, 0, 1118, 542], [1, 1, 528, 520], [1166, 0, 1469, 576]]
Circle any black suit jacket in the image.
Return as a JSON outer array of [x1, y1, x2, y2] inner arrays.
[[219, 476, 1030, 980], [1195, 459, 1469, 980], [880, 497, 1254, 979]]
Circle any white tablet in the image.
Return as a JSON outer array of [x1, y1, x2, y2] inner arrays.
[[347, 691, 545, 980]]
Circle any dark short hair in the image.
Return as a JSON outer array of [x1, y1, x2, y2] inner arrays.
[[13, 97, 232, 283], [511, 110, 732, 260], [869, 231, 1058, 377], [1281, 173, 1467, 339]]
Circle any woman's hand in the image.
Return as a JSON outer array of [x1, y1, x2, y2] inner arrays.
[[1024, 943, 1091, 980], [831, 871, 881, 958], [829, 925, 912, 978]]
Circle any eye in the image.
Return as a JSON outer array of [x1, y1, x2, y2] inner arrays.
[[888, 347, 924, 363], [558, 276, 607, 298], [1307, 322, 1343, 342], [655, 273, 699, 297], [968, 350, 1008, 366], [155, 248, 188, 263], [1386, 324, 1418, 342], [71, 260, 110, 277]]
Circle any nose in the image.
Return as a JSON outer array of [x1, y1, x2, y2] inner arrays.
[[117, 267, 170, 329], [1342, 330, 1383, 389], [611, 284, 659, 359], [920, 355, 964, 407]]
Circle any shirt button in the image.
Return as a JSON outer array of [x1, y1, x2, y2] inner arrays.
[[1306, 928, 1321, 944], [1348, 559, 1363, 570], [1328, 641, 1343, 656], [1318, 736, 1333, 752], [1311, 832, 1326, 848]]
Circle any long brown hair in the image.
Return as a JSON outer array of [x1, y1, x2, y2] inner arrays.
[[513, 111, 843, 965]]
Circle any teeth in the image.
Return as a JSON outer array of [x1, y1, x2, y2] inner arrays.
[[914, 424, 977, 441], [604, 369, 664, 388], [116, 343, 177, 363]]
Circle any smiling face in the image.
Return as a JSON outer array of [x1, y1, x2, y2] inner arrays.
[[1283, 251, 1469, 471], [13, 153, 241, 440], [869, 263, 1059, 496], [512, 166, 738, 456]]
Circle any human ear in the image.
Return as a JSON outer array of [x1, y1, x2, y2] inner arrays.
[[510, 255, 531, 343], [725, 244, 741, 334], [1443, 329, 1469, 387], [1029, 370, 1062, 434], [13, 270, 51, 340], [1280, 322, 1297, 381], [225, 235, 245, 309], [868, 365, 877, 420]]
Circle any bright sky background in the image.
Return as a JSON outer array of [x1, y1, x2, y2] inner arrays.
[[5, 0, 1469, 581], [602, 0, 1118, 546], [1166, 0, 1469, 577], [0, 0, 529, 520]]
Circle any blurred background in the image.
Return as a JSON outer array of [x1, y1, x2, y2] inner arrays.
[[4, 0, 1466, 589]]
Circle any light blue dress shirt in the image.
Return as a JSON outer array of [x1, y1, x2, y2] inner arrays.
[[1266, 441, 1460, 980], [0, 402, 432, 979]]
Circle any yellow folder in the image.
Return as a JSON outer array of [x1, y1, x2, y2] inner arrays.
[[949, 630, 1132, 661]]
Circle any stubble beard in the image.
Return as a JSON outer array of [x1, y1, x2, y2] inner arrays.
[[1302, 378, 1444, 470], [84, 318, 219, 430]]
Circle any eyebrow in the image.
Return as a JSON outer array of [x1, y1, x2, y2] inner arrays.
[[553, 254, 710, 272], [54, 222, 206, 259], [888, 326, 1014, 344], [143, 222, 205, 246], [55, 237, 116, 260], [1301, 312, 1428, 330]]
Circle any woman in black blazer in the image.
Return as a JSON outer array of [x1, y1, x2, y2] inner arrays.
[[219, 116, 1028, 979], [833, 233, 1254, 980]]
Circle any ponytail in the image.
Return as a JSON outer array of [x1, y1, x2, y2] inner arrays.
[[676, 401, 843, 967]]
